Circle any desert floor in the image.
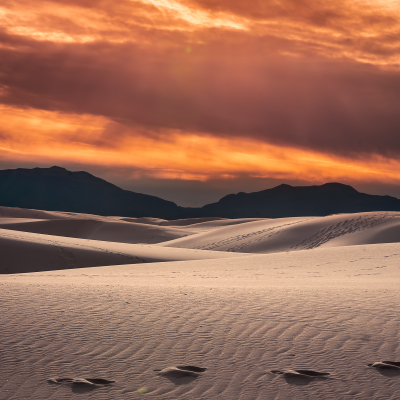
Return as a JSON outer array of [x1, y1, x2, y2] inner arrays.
[[1, 207, 400, 399]]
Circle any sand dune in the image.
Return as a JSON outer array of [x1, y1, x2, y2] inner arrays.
[[0, 207, 225, 226], [0, 218, 196, 244], [0, 228, 243, 274], [12, 240, 400, 288], [165, 217, 266, 231], [1, 242, 400, 399], [160, 211, 400, 253], [1, 209, 400, 399], [159, 217, 224, 226], [0, 206, 264, 243], [121, 217, 167, 225], [0, 205, 119, 221]]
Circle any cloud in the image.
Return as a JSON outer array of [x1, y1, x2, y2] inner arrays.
[[1, 27, 400, 158], [1, 0, 400, 186], [2, 104, 400, 188]]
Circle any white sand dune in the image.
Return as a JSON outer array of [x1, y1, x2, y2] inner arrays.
[[0, 228, 244, 274], [0, 218, 197, 245], [1, 209, 400, 399], [0, 207, 263, 242], [159, 217, 225, 226], [10, 241, 400, 289], [120, 216, 263, 229], [159, 211, 400, 253], [121, 217, 167, 225], [165, 217, 266, 231], [119, 217, 225, 226], [1, 242, 400, 399], [0, 205, 118, 221]]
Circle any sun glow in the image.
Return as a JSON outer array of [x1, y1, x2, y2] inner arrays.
[[365, 0, 400, 9], [1, 105, 400, 186], [145, 0, 247, 29]]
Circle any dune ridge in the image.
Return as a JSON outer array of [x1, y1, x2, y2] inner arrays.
[[0, 218, 196, 245], [0, 228, 244, 274], [159, 212, 400, 254]]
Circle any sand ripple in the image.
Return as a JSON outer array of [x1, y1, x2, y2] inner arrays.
[[1, 283, 400, 399]]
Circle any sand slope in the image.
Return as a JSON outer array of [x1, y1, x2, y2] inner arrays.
[[0, 205, 118, 221], [160, 212, 400, 253], [1, 209, 400, 399], [10, 241, 400, 288], [1, 242, 400, 399], [0, 218, 196, 244], [0, 228, 244, 274], [0, 207, 264, 242]]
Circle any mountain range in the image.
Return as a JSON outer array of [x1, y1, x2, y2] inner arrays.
[[1, 166, 400, 219]]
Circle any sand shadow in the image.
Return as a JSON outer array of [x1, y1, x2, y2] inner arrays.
[[71, 384, 97, 393], [373, 369, 400, 378], [368, 362, 400, 377], [161, 375, 199, 385], [48, 377, 115, 392], [282, 376, 313, 386], [271, 369, 330, 385]]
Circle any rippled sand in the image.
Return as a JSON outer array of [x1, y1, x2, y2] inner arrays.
[[1, 208, 400, 399]]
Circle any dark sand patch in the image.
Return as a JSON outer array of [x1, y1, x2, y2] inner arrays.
[[271, 369, 330, 378], [368, 361, 400, 369]]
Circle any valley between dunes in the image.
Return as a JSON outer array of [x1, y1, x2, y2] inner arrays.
[[1, 206, 400, 399]]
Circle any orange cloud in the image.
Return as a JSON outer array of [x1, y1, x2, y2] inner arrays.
[[2, 105, 400, 187], [1, 0, 399, 65]]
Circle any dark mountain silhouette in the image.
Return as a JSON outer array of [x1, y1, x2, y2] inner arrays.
[[1, 167, 400, 219], [0, 166, 182, 219], [197, 183, 400, 218]]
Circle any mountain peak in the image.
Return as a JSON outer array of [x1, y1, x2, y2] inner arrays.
[[319, 182, 358, 192], [272, 184, 293, 190], [49, 166, 68, 171], [265, 182, 358, 193], [0, 166, 181, 218]]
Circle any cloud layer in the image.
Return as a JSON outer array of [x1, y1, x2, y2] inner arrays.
[[1, 0, 400, 204]]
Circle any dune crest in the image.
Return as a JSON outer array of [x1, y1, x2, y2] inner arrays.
[[0, 228, 243, 274], [159, 212, 400, 253]]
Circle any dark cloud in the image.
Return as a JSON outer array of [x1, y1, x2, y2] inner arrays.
[[1, 27, 400, 158], [1, 0, 400, 162]]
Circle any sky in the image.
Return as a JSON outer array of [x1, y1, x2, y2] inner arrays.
[[1, 0, 400, 207]]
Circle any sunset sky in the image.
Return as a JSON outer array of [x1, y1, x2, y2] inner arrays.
[[1, 0, 400, 206]]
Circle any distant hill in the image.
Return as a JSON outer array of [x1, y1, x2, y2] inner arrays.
[[197, 183, 400, 218], [0, 166, 183, 219], [1, 167, 400, 219]]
